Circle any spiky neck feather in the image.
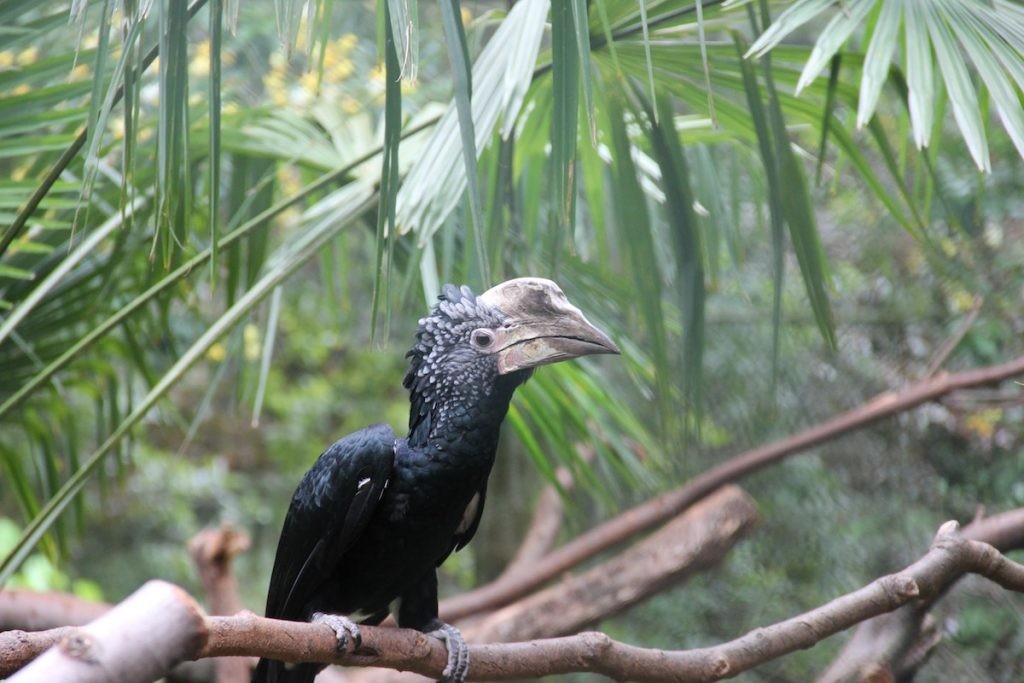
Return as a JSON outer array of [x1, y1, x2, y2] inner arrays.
[[403, 284, 528, 448]]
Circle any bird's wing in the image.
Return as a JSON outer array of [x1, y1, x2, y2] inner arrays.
[[264, 422, 396, 620]]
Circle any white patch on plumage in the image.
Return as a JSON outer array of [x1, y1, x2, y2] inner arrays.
[[456, 492, 481, 535]]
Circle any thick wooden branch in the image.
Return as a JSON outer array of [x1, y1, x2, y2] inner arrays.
[[4, 522, 1024, 682], [469, 485, 758, 643], [440, 354, 1024, 621], [6, 581, 207, 682]]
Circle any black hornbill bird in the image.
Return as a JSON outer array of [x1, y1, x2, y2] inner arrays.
[[253, 277, 619, 683]]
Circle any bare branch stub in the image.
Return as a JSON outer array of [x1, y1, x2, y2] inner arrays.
[[188, 523, 253, 683]]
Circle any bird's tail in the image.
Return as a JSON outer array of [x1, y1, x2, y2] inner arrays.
[[252, 657, 321, 683]]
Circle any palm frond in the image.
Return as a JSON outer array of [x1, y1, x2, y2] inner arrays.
[[748, 0, 1024, 170]]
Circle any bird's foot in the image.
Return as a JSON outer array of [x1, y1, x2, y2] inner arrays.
[[426, 620, 469, 683], [312, 612, 362, 652]]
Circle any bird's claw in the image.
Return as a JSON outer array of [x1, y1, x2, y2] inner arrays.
[[312, 612, 362, 652], [427, 621, 469, 683]]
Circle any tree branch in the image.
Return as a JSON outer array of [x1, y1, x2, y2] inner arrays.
[[4, 522, 1024, 682], [468, 485, 758, 643], [5, 581, 207, 682], [819, 507, 1024, 682], [440, 354, 1024, 621], [0, 591, 108, 632], [499, 463, 576, 579]]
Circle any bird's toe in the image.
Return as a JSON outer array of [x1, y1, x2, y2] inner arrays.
[[312, 612, 362, 652], [427, 621, 469, 683]]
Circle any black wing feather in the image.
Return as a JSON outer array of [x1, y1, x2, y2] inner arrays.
[[263, 423, 396, 620]]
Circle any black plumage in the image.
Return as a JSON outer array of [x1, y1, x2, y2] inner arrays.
[[254, 279, 618, 683]]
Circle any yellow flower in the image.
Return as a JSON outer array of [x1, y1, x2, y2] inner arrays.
[[110, 116, 126, 140], [244, 324, 262, 361], [195, 40, 211, 61], [206, 343, 227, 362], [323, 44, 340, 70], [191, 39, 211, 76], [329, 58, 353, 82], [964, 408, 1002, 440], [0, 52, 15, 68], [12, 84, 29, 96], [947, 288, 976, 314], [340, 96, 360, 114], [300, 70, 319, 94], [70, 64, 91, 80], [337, 33, 357, 53], [17, 47, 39, 64]]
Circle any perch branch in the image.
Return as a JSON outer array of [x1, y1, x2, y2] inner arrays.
[[345, 486, 758, 683], [440, 354, 1024, 621], [4, 523, 1024, 682]]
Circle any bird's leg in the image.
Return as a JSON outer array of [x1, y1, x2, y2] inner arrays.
[[425, 619, 469, 683], [312, 612, 362, 651], [399, 571, 469, 683]]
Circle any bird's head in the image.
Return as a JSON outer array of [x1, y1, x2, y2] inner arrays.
[[404, 277, 619, 443]]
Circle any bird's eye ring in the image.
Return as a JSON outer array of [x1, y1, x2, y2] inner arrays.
[[471, 329, 494, 349]]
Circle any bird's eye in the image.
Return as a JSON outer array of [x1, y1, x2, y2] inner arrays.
[[471, 329, 494, 349]]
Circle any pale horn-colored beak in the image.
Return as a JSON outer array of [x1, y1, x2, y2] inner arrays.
[[479, 277, 620, 375]]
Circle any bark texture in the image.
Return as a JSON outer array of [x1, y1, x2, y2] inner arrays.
[[5, 580, 208, 682], [469, 485, 758, 642]]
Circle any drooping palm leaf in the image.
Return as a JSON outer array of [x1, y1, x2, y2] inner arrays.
[[748, 0, 1024, 170]]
